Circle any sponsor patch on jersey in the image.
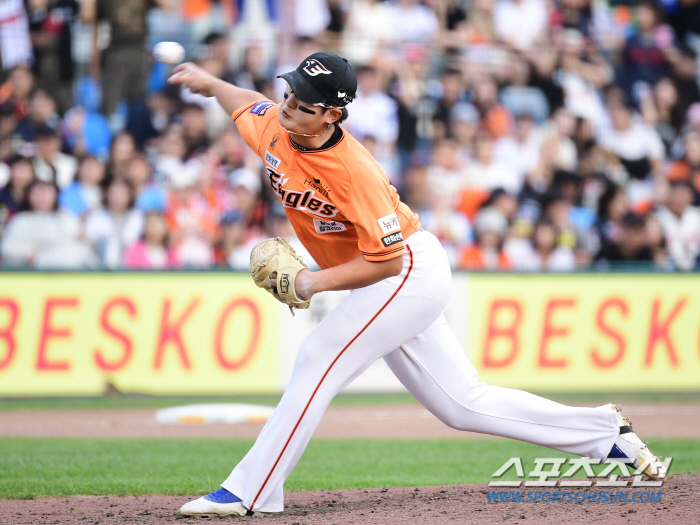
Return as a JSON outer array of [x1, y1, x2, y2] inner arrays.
[[313, 218, 347, 234], [251, 102, 274, 115], [381, 232, 403, 248], [377, 213, 400, 235], [265, 150, 281, 169]]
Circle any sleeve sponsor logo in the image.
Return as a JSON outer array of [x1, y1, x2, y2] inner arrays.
[[264, 150, 281, 170], [377, 213, 401, 235], [251, 102, 274, 115], [313, 218, 347, 234], [381, 232, 403, 247], [266, 168, 338, 218]]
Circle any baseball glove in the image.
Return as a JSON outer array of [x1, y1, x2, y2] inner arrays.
[[249, 237, 310, 315]]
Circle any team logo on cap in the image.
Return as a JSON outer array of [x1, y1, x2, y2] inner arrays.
[[303, 59, 332, 76]]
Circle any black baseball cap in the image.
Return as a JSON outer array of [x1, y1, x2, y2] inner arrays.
[[278, 52, 356, 108]]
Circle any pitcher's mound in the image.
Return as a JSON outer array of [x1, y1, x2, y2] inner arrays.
[[3, 473, 696, 524]]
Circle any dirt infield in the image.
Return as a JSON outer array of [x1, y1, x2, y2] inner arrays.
[[2, 403, 699, 439], [2, 404, 699, 524], [2, 474, 698, 525]]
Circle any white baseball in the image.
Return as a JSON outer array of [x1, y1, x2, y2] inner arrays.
[[153, 42, 185, 65]]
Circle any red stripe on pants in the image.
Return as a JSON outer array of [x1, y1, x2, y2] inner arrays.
[[250, 247, 415, 510]]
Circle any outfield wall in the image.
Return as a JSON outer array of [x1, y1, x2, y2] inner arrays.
[[0, 272, 698, 395]]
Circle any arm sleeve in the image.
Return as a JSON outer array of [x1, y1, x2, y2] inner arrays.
[[232, 101, 278, 156], [342, 167, 406, 262]]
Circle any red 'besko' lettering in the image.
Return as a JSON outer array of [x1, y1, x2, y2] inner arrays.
[[590, 297, 629, 369], [94, 297, 137, 371], [214, 298, 261, 370], [0, 298, 19, 370], [645, 297, 685, 367], [153, 298, 199, 370], [538, 298, 577, 369], [36, 297, 79, 371], [482, 299, 522, 368]]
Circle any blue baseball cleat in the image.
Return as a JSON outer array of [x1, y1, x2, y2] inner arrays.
[[180, 487, 269, 517]]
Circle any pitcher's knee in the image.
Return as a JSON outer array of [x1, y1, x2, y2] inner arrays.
[[439, 413, 474, 431]]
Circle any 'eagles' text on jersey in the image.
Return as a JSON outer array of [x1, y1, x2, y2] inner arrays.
[[233, 101, 421, 270]]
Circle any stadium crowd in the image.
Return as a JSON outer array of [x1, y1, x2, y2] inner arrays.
[[0, 0, 699, 271]]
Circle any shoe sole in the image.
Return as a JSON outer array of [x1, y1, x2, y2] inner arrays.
[[180, 510, 270, 518]]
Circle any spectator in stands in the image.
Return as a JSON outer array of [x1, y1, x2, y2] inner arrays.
[[465, 131, 520, 193], [472, 75, 513, 139], [458, 206, 511, 270], [0, 0, 33, 75], [555, 28, 611, 126], [59, 155, 105, 217], [463, 0, 495, 45], [391, 45, 434, 170], [642, 77, 684, 154], [427, 138, 466, 199], [153, 123, 187, 187], [1, 179, 96, 268], [33, 125, 77, 188], [0, 103, 16, 159], [1, 65, 34, 121], [493, 110, 542, 189], [341, 0, 394, 65], [84, 178, 144, 268], [434, 0, 468, 52], [214, 209, 247, 269], [87, 0, 172, 123], [228, 166, 262, 221], [617, 0, 675, 104], [389, 0, 440, 46], [666, 130, 700, 196], [345, 66, 398, 151], [595, 211, 654, 267], [645, 213, 672, 270], [420, 185, 473, 267], [123, 210, 179, 269], [107, 131, 137, 180], [27, 0, 81, 113], [655, 179, 700, 270], [181, 103, 210, 156], [166, 157, 219, 267], [593, 182, 629, 255], [231, 41, 269, 93], [505, 217, 576, 271], [598, 102, 665, 182], [14, 88, 60, 142], [670, 46, 700, 122], [0, 154, 34, 228], [432, 68, 467, 140], [62, 104, 112, 160], [493, 0, 547, 51], [126, 154, 166, 213], [450, 102, 479, 164]]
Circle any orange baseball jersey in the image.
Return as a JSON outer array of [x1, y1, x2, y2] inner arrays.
[[232, 101, 421, 270]]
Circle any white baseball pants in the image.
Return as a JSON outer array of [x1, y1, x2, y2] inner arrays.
[[222, 230, 619, 512]]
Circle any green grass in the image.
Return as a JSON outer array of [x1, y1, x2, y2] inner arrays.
[[2, 391, 700, 411], [0, 437, 697, 499]]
